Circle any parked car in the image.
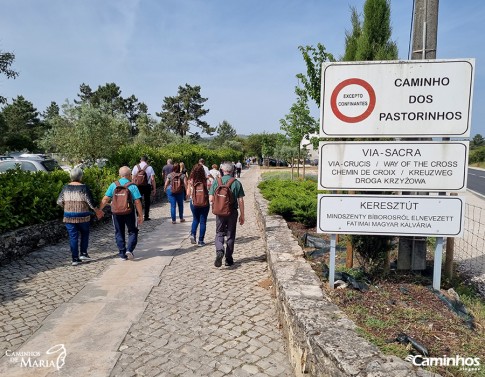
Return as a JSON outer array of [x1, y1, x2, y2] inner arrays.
[[0, 158, 62, 173], [0, 155, 14, 161]]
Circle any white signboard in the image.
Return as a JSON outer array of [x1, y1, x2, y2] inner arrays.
[[317, 194, 465, 237], [320, 59, 474, 137], [318, 141, 469, 192]]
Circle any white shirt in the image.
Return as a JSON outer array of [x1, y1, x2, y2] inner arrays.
[[202, 164, 211, 178], [132, 161, 155, 184]]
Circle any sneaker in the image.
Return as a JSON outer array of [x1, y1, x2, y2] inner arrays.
[[72, 258, 82, 266], [198, 241, 206, 247], [144, 217, 151, 221], [172, 221, 176, 224], [214, 250, 224, 268], [190, 234, 196, 244], [126, 251, 134, 260], [225, 257, 234, 266], [180, 219, 186, 223], [120, 255, 128, 261], [79, 254, 92, 261]]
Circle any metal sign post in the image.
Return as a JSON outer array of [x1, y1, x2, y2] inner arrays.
[[329, 234, 336, 289], [433, 237, 444, 290]]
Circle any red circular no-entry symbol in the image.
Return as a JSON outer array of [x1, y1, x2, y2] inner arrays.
[[330, 78, 376, 123]]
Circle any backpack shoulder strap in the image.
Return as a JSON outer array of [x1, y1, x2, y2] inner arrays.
[[124, 182, 134, 188], [141, 164, 148, 171], [226, 177, 236, 188], [217, 176, 223, 186], [137, 164, 141, 170], [115, 181, 121, 187]]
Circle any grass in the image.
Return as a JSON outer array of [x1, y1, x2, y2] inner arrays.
[[303, 242, 485, 377]]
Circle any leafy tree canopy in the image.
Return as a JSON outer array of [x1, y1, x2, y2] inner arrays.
[[156, 84, 214, 137], [0, 96, 43, 152], [280, 87, 318, 147], [352, 0, 398, 61], [213, 120, 237, 146], [40, 102, 130, 162], [296, 43, 335, 108], [0, 50, 19, 105], [472, 134, 484, 149], [74, 82, 146, 136]]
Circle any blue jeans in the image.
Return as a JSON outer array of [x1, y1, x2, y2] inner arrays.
[[167, 187, 184, 221], [112, 212, 138, 256], [190, 201, 210, 242], [65, 222, 90, 260]]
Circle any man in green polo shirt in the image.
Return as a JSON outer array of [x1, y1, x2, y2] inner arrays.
[[208, 161, 245, 268]]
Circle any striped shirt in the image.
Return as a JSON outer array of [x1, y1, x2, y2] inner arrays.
[[57, 184, 97, 223]]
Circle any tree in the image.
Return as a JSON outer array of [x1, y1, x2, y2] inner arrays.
[[296, 43, 335, 108], [0, 51, 19, 104], [40, 102, 130, 162], [354, 0, 398, 60], [280, 87, 318, 178], [343, 7, 362, 61], [156, 84, 214, 137], [1, 96, 42, 152], [343, 0, 398, 274], [43, 102, 60, 121], [242, 133, 286, 160], [74, 82, 145, 136], [213, 120, 237, 146], [134, 114, 179, 147], [471, 134, 484, 149]]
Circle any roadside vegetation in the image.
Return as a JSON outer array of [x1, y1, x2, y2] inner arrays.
[[469, 137, 485, 168], [259, 170, 485, 376]]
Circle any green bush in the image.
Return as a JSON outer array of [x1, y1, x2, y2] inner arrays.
[[0, 144, 244, 234], [109, 144, 244, 176], [469, 146, 485, 164], [0, 169, 69, 232], [258, 177, 319, 227], [349, 234, 393, 275]]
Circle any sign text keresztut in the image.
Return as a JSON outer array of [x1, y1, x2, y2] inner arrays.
[[317, 195, 465, 237]]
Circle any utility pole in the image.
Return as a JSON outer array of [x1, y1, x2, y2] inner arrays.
[[411, 0, 439, 60], [397, 0, 440, 271]]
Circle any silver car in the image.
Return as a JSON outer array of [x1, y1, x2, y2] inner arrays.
[[0, 158, 62, 173]]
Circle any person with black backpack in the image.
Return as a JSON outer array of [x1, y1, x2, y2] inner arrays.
[[164, 163, 186, 224], [98, 166, 144, 261], [186, 164, 210, 247], [132, 155, 156, 221], [208, 161, 245, 268]]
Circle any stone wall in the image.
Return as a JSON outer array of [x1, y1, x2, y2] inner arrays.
[[253, 189, 440, 377], [0, 220, 67, 263], [0, 188, 166, 265]]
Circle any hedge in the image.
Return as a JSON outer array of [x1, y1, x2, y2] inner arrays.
[[0, 144, 244, 234]]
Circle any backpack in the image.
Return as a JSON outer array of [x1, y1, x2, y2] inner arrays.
[[111, 181, 134, 215], [170, 173, 183, 194], [192, 180, 209, 207], [133, 164, 149, 186], [212, 177, 236, 216]]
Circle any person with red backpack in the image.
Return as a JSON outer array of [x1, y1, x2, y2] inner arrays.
[[208, 161, 245, 267], [132, 155, 156, 221], [98, 166, 144, 260], [186, 164, 210, 247], [164, 163, 186, 224]]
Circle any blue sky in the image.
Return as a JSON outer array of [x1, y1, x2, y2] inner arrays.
[[0, 0, 484, 137]]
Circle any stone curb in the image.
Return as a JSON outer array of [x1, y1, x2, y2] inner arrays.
[[253, 187, 440, 377]]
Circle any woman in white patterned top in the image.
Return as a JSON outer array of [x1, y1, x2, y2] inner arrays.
[[57, 167, 103, 265]]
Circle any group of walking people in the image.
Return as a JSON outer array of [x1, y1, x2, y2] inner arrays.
[[57, 157, 245, 268]]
